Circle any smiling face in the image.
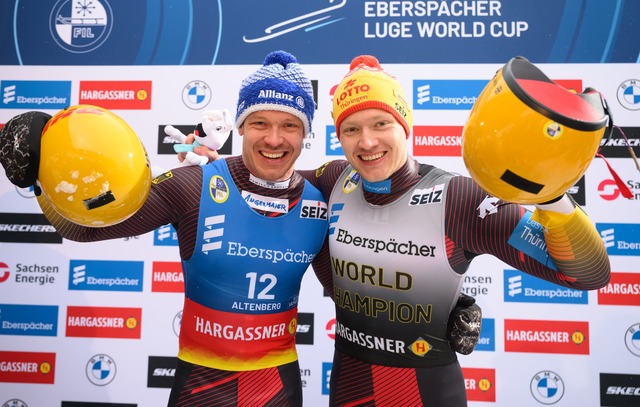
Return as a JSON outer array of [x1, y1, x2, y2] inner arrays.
[[338, 108, 408, 182], [239, 110, 305, 182]]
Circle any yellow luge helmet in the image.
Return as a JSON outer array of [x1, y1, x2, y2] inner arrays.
[[462, 56, 610, 204], [38, 105, 151, 227]]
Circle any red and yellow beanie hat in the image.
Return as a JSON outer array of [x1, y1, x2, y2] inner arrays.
[[332, 55, 412, 139]]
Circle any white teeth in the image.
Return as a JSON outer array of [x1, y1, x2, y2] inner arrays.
[[262, 151, 284, 159], [361, 152, 384, 161]]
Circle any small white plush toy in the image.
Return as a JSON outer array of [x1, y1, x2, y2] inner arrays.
[[164, 108, 233, 166]]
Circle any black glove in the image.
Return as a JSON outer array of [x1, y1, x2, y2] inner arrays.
[[0, 111, 51, 188], [447, 293, 482, 355]]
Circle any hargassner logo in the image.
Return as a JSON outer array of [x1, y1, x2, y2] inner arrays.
[[462, 368, 495, 402], [598, 272, 640, 306], [49, 0, 113, 53], [504, 270, 588, 304], [0, 304, 58, 337], [66, 306, 142, 339], [325, 125, 344, 156], [413, 80, 487, 110], [79, 81, 151, 109], [0, 351, 56, 384], [413, 125, 462, 156], [596, 223, 640, 256], [151, 261, 184, 293], [154, 224, 178, 246], [0, 81, 70, 109], [68, 260, 143, 292], [504, 319, 589, 355]]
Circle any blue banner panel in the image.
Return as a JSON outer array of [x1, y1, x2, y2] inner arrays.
[[1, 0, 638, 65]]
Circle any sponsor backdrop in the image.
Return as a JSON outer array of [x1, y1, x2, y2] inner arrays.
[[0, 1, 639, 406]]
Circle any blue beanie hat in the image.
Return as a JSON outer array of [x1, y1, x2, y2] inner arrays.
[[236, 51, 314, 136]]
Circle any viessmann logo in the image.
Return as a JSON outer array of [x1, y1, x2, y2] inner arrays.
[[0, 350, 56, 384], [79, 80, 152, 109], [65, 306, 142, 339], [504, 319, 589, 355]]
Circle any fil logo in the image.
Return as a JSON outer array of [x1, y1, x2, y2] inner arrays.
[[49, 0, 113, 53], [72, 264, 86, 285], [600, 228, 615, 248], [201, 215, 224, 254], [507, 275, 522, 296], [416, 84, 430, 104], [3, 85, 16, 104]]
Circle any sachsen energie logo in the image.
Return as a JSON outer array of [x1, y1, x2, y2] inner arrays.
[[504, 319, 589, 354], [66, 306, 142, 339]]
